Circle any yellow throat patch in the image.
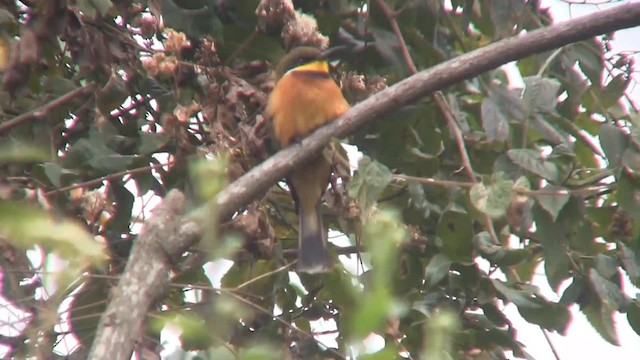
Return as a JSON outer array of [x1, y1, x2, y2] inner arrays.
[[287, 60, 329, 75]]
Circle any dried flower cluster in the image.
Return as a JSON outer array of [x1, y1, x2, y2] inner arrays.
[[255, 0, 328, 49]]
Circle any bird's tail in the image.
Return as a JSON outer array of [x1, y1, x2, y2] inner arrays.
[[297, 201, 332, 273]]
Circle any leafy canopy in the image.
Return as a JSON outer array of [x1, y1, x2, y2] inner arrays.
[[0, 0, 639, 359]]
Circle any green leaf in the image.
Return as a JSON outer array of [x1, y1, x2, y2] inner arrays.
[[619, 243, 640, 287], [424, 254, 452, 287], [363, 209, 407, 286], [220, 28, 282, 62], [489, 0, 525, 39], [497, 249, 531, 267], [481, 303, 508, 327], [582, 300, 619, 345], [237, 344, 283, 360], [507, 149, 559, 182], [0, 202, 106, 264], [589, 268, 627, 311], [474, 231, 529, 266], [489, 84, 526, 122], [138, 132, 169, 154], [491, 279, 541, 308], [533, 205, 570, 291], [42, 75, 79, 97], [536, 185, 570, 221], [133, 169, 162, 195], [0, 142, 49, 162], [108, 180, 134, 234], [349, 288, 394, 338], [559, 276, 586, 306], [469, 173, 514, 218], [513, 176, 531, 191], [177, 312, 214, 351], [473, 231, 501, 259], [89, 154, 138, 172], [41, 162, 78, 188], [62, 138, 137, 173], [594, 254, 618, 279], [600, 74, 629, 110], [573, 40, 604, 87], [518, 300, 571, 334], [96, 73, 129, 113], [422, 310, 460, 359], [359, 347, 402, 360], [599, 123, 628, 168], [437, 206, 474, 263], [621, 146, 640, 172], [159, 0, 223, 38], [617, 170, 640, 220], [371, 27, 408, 78], [207, 346, 236, 360], [522, 76, 561, 115], [348, 156, 393, 219], [627, 301, 640, 337], [481, 96, 509, 142]]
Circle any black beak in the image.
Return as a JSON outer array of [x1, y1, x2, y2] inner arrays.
[[319, 45, 350, 61]]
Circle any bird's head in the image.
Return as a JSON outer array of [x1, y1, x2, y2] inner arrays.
[[274, 46, 347, 79]]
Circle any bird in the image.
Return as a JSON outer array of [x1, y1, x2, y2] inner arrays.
[[266, 46, 350, 273]]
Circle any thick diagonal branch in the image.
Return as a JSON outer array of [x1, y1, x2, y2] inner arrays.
[[88, 4, 640, 360]]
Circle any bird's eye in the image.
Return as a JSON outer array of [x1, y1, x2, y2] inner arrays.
[[297, 57, 313, 66]]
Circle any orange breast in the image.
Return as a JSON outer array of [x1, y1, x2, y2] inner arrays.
[[267, 73, 350, 146]]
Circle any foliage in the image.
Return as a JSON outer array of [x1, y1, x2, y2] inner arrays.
[[0, 0, 639, 359]]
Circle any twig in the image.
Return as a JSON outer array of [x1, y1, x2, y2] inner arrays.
[[45, 160, 175, 196], [0, 83, 96, 135], [378, 0, 493, 253], [233, 261, 295, 290], [375, 0, 417, 74], [537, 47, 565, 77], [541, 327, 562, 360], [219, 288, 347, 360], [394, 174, 613, 196], [224, 28, 259, 66], [433, 92, 477, 181], [376, 0, 476, 181]]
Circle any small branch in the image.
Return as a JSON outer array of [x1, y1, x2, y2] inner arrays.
[[219, 288, 347, 360], [434, 92, 477, 180], [541, 327, 562, 360], [233, 262, 295, 290], [394, 174, 613, 196], [395, 175, 474, 189], [45, 160, 175, 196], [0, 83, 96, 135], [376, 0, 476, 181], [375, 0, 417, 74], [224, 28, 259, 66]]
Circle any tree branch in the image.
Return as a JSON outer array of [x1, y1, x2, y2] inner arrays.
[[88, 190, 200, 360], [88, 4, 640, 359], [0, 83, 96, 135]]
